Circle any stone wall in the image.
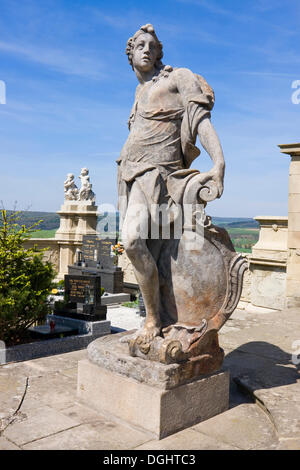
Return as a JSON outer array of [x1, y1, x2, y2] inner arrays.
[[118, 251, 137, 286], [23, 238, 60, 275]]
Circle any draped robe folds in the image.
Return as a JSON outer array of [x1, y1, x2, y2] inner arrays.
[[117, 67, 214, 219]]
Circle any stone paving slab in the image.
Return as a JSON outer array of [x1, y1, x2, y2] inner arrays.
[[22, 421, 151, 450], [0, 307, 299, 450], [192, 403, 278, 450], [135, 428, 239, 450], [107, 306, 143, 331], [3, 405, 80, 446], [60, 403, 108, 424], [275, 438, 300, 450], [0, 436, 20, 450], [236, 372, 300, 440]]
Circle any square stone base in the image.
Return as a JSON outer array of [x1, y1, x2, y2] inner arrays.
[[77, 359, 229, 439]]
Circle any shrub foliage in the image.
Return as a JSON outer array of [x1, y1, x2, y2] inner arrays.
[[0, 210, 56, 345]]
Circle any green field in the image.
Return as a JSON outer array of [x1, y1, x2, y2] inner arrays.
[[31, 227, 259, 253], [226, 227, 259, 253], [6, 210, 260, 253], [30, 229, 57, 238]]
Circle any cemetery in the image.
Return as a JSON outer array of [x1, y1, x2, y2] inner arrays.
[[0, 4, 300, 454]]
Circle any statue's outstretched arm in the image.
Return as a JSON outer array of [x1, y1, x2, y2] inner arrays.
[[197, 117, 225, 198]]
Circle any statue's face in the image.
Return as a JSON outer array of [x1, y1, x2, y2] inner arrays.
[[132, 33, 158, 73]]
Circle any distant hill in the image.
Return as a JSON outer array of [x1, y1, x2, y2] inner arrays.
[[3, 210, 259, 253], [3, 210, 258, 231], [212, 217, 259, 229], [4, 210, 60, 231]]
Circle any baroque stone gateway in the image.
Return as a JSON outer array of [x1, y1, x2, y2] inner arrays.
[[116, 23, 247, 373]]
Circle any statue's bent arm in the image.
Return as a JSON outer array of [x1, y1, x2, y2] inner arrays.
[[197, 117, 225, 198]]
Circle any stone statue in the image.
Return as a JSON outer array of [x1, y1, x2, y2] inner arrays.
[[79, 168, 95, 202], [64, 173, 79, 201], [118, 24, 246, 374]]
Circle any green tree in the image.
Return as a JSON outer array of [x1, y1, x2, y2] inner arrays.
[[0, 210, 56, 345]]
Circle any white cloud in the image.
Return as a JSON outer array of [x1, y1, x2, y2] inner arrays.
[[0, 40, 105, 79]]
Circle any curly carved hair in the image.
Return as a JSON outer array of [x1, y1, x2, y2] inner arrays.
[[126, 24, 163, 70]]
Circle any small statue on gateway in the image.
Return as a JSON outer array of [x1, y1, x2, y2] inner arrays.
[[79, 168, 95, 203], [64, 173, 79, 201]]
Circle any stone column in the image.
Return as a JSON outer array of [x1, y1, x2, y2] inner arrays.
[[279, 143, 300, 308], [55, 202, 98, 279]]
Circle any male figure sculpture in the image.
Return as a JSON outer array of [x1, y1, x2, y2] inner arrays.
[[118, 24, 226, 344]]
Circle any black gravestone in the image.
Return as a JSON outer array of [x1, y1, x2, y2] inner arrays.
[[55, 274, 107, 321], [97, 237, 117, 270], [81, 235, 100, 268], [82, 235, 117, 270], [66, 274, 101, 304]]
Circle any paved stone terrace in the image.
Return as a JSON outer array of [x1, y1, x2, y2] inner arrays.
[[0, 305, 299, 450]]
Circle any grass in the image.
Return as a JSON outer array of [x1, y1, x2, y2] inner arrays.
[[30, 229, 57, 238], [226, 227, 259, 253], [122, 299, 139, 308]]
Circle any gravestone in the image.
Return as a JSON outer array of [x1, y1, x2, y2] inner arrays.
[[69, 235, 124, 293], [66, 274, 101, 305], [81, 235, 116, 270], [55, 274, 107, 321], [81, 235, 100, 268]]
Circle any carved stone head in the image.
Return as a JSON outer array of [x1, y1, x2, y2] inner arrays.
[[126, 24, 163, 71]]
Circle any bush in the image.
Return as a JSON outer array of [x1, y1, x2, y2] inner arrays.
[[0, 210, 56, 345], [57, 279, 65, 289]]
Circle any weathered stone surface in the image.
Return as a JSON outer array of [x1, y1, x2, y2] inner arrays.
[[23, 373, 77, 411], [87, 331, 224, 389], [117, 23, 246, 367], [3, 405, 79, 446], [78, 358, 229, 439], [0, 437, 20, 450], [275, 438, 300, 450], [135, 428, 239, 450], [0, 305, 299, 450], [60, 403, 107, 425], [236, 370, 300, 439], [244, 216, 288, 311], [192, 404, 278, 450], [22, 421, 150, 450]]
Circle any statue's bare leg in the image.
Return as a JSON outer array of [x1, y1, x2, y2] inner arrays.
[[122, 182, 161, 341]]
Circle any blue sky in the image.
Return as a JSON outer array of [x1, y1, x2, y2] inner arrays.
[[0, 0, 299, 217]]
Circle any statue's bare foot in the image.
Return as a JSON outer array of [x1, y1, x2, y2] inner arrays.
[[138, 321, 161, 343]]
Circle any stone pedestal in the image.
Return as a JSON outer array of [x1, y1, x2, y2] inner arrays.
[[279, 143, 300, 308], [249, 216, 288, 310], [55, 202, 99, 279], [77, 332, 229, 439]]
